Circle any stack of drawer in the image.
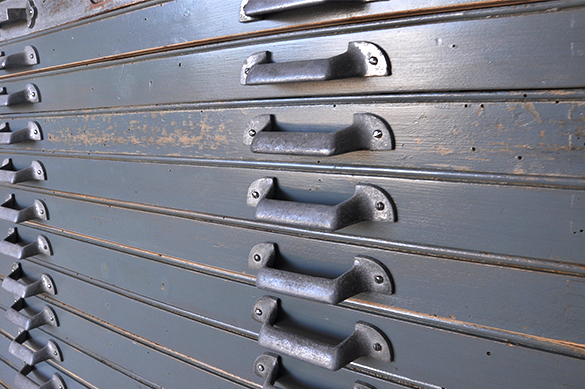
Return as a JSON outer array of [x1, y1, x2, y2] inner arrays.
[[0, 0, 583, 388]]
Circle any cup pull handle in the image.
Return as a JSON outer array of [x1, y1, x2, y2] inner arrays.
[[241, 41, 389, 85], [252, 296, 392, 370], [0, 194, 48, 223], [9, 331, 62, 366], [0, 0, 37, 28], [0, 46, 38, 69], [15, 365, 67, 389], [0, 158, 46, 184], [0, 122, 42, 144], [244, 113, 394, 156], [0, 227, 52, 259], [249, 243, 393, 304], [247, 178, 395, 231], [239, 0, 386, 22], [0, 84, 40, 106], [2, 262, 56, 299], [254, 353, 377, 389], [6, 298, 58, 331]]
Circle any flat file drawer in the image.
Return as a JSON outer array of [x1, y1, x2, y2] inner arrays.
[[0, 0, 550, 76], [0, 0, 150, 44], [0, 157, 583, 264], [0, 259, 583, 389], [0, 195, 582, 346], [0, 2, 584, 113], [1, 99, 584, 181]]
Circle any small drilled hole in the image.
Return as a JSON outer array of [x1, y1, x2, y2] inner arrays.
[[517, 156, 523, 160], [471, 147, 476, 152]]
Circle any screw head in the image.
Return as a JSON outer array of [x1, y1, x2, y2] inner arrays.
[[50, 316, 54, 321], [54, 351, 58, 356], [253, 254, 261, 262], [37, 170, 42, 175], [251, 191, 260, 199], [373, 343, 382, 352], [369, 56, 378, 65], [375, 202, 385, 211], [374, 275, 384, 284], [47, 283, 52, 289], [248, 129, 256, 137], [39, 209, 44, 214], [30, 91, 36, 98], [30, 53, 34, 59], [255, 308, 262, 316], [245, 68, 250, 74], [43, 245, 48, 250], [257, 363, 265, 372], [29, 8, 33, 15], [373, 130, 383, 139], [33, 129, 38, 134]]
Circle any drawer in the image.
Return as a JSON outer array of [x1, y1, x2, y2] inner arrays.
[[0, 311, 246, 389], [0, 269, 403, 389], [1, 219, 583, 347], [0, 100, 583, 181], [0, 0, 150, 45], [1, 260, 582, 389], [1, 3, 584, 113], [0, 326, 151, 389], [1, 157, 583, 265], [0, 0, 550, 77]]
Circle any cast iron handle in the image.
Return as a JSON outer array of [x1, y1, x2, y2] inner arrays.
[[249, 242, 393, 304], [6, 298, 58, 331], [0, 46, 38, 69], [0, 227, 52, 259], [0, 84, 40, 106], [0, 122, 42, 144], [239, 0, 385, 22], [15, 365, 67, 389], [0, 158, 46, 184], [241, 41, 389, 85], [252, 296, 392, 370], [2, 262, 56, 299], [0, 194, 48, 223], [254, 353, 377, 389], [244, 113, 394, 156], [0, 0, 36, 28], [247, 178, 395, 231], [9, 331, 62, 366]]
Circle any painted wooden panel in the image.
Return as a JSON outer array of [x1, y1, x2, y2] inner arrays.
[[0, 3, 584, 113]]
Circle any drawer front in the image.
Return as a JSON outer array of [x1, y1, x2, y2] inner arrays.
[[1, 99, 583, 181], [0, 325, 152, 389], [0, 0, 151, 44], [0, 199, 583, 346], [1, 260, 582, 389], [1, 157, 583, 264], [0, 0, 550, 76], [0, 3, 584, 113]]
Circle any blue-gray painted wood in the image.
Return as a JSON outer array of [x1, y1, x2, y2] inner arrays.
[[0, 99, 583, 182], [1, 260, 583, 389], [1, 4, 585, 113], [1, 219, 583, 351], [0, 0, 554, 74], [1, 157, 583, 265]]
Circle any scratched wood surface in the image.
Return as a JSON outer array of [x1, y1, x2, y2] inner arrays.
[[1, 260, 583, 389], [0, 2, 584, 114], [0, 0, 552, 77]]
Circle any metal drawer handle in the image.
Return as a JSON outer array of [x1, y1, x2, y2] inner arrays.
[[0, 122, 42, 144], [240, 0, 385, 22], [250, 242, 393, 304], [6, 298, 58, 331], [244, 113, 394, 156], [252, 296, 392, 370], [255, 353, 377, 389], [0, 194, 48, 223], [15, 365, 66, 389], [0, 158, 46, 184], [0, 227, 52, 259], [2, 262, 56, 299], [9, 331, 62, 366], [247, 177, 395, 231], [0, 84, 40, 106], [241, 41, 389, 85], [0, 46, 38, 69], [0, 0, 37, 29]]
